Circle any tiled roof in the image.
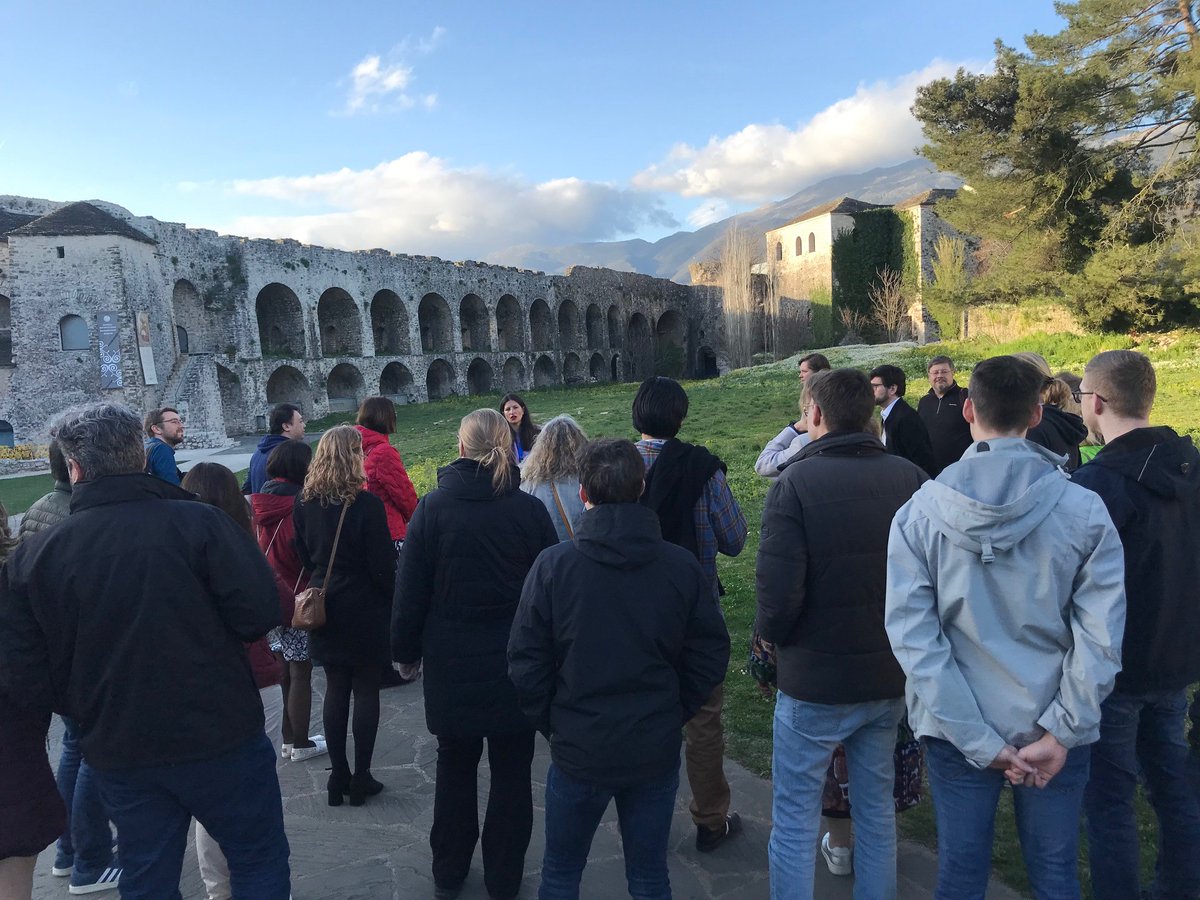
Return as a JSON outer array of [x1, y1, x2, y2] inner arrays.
[[893, 188, 958, 210], [8, 202, 155, 244], [774, 197, 887, 231], [0, 209, 39, 240]]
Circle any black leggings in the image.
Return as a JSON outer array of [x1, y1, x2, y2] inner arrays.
[[322, 663, 382, 778]]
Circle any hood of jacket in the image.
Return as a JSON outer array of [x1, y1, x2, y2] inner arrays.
[[436, 457, 522, 501], [573, 502, 663, 570], [911, 438, 1071, 563], [250, 488, 297, 529], [1089, 427, 1200, 501], [1036, 404, 1088, 449], [70, 472, 195, 513], [254, 433, 290, 458], [355, 425, 390, 454]]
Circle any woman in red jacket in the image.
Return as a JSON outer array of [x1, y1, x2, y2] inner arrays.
[[355, 397, 419, 546]]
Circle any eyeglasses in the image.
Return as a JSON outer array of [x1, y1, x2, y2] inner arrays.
[[1071, 389, 1106, 404], [869, 381, 885, 389], [161, 417, 183, 426]]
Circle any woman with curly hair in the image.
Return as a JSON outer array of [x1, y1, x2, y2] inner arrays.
[[519, 414, 588, 541], [293, 425, 397, 806]]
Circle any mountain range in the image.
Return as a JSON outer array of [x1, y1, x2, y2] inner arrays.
[[505, 158, 962, 283]]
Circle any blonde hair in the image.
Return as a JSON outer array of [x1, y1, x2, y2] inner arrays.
[[521, 415, 587, 486], [459, 408, 516, 495], [1012, 350, 1071, 406], [302, 424, 365, 506]]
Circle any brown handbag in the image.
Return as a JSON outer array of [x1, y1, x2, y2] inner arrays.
[[292, 502, 349, 631]]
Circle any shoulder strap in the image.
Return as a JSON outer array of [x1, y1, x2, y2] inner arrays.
[[549, 482, 575, 540], [326, 501, 351, 574], [261, 519, 285, 557]]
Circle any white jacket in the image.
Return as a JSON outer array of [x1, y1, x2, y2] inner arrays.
[[885, 438, 1126, 769], [754, 425, 812, 479]]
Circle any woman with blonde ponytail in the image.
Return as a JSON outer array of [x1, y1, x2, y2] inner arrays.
[[393, 408, 558, 900]]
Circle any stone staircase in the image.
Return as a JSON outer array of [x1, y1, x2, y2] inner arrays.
[[163, 352, 230, 450]]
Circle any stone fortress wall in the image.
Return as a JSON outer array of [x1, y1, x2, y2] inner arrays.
[[0, 198, 725, 448]]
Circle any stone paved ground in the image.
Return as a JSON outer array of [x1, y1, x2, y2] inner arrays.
[[33, 673, 1024, 899]]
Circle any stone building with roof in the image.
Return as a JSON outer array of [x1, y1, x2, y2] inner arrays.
[[0, 198, 722, 448]]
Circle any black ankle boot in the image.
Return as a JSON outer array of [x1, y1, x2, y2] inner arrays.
[[327, 770, 351, 807]]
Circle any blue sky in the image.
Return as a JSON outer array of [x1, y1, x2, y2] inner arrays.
[[4, 0, 1063, 262]]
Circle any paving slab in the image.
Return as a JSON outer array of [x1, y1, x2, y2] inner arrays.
[[33, 672, 1025, 899]]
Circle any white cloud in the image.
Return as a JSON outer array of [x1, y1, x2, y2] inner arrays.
[[686, 199, 731, 229], [633, 60, 981, 203], [220, 152, 677, 263], [342, 27, 444, 115]]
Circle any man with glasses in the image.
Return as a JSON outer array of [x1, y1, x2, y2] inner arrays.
[[868, 365, 936, 477], [917, 356, 972, 476], [1072, 350, 1200, 899], [143, 407, 184, 485]]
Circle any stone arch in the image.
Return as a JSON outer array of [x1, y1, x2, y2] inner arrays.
[[380, 362, 414, 403], [0, 420, 13, 448], [502, 356, 525, 391], [172, 279, 212, 354], [215, 363, 248, 435], [607, 305, 621, 349], [611, 354, 620, 381], [256, 283, 304, 357], [265, 365, 310, 409], [419, 293, 454, 353], [589, 352, 607, 382], [318, 288, 362, 357], [467, 357, 494, 395], [699, 346, 719, 379], [59, 314, 89, 351], [533, 354, 558, 388], [563, 352, 584, 385], [0, 295, 11, 366], [558, 300, 582, 350], [496, 295, 524, 352], [426, 358, 456, 400], [460, 294, 491, 352], [326, 363, 365, 411], [654, 310, 687, 378], [530, 299, 554, 350], [626, 313, 653, 381], [585, 304, 605, 348], [808, 232, 816, 253], [371, 290, 410, 355]]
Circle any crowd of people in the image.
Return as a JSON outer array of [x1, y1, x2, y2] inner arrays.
[[0, 346, 1197, 900]]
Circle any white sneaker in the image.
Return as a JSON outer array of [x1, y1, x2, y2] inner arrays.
[[289, 735, 328, 762], [280, 743, 294, 760], [821, 832, 852, 876]]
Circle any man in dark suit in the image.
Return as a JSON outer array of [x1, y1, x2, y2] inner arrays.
[[869, 365, 936, 477]]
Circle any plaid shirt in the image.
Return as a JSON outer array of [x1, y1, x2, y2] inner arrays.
[[637, 439, 747, 598]]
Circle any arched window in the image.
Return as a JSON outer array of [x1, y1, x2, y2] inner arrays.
[[0, 421, 12, 448], [59, 314, 89, 351], [775, 242, 783, 261], [176, 325, 189, 354], [808, 232, 816, 253], [795, 236, 803, 256]]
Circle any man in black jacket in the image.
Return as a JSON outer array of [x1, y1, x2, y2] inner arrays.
[[510, 438, 730, 897], [870, 364, 937, 477], [916, 355, 972, 476], [1072, 351, 1200, 899], [0, 403, 290, 899], [756, 369, 927, 897]]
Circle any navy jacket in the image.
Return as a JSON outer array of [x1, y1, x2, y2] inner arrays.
[[243, 434, 290, 494], [509, 503, 729, 788], [1072, 427, 1200, 693]]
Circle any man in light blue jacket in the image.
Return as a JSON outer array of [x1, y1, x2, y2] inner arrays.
[[885, 354, 1126, 899]]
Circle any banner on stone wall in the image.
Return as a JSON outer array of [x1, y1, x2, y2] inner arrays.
[[98, 311, 123, 390], [136, 311, 158, 385]]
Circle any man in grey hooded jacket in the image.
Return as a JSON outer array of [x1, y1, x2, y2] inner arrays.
[[885, 354, 1126, 899]]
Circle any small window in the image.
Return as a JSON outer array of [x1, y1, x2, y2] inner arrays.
[[795, 236, 803, 256], [57, 246, 65, 259], [808, 232, 816, 253], [176, 325, 189, 354], [0, 421, 13, 448], [775, 242, 783, 261], [0, 296, 10, 367], [59, 314, 89, 351]]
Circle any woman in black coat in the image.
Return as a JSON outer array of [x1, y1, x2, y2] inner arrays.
[[294, 425, 397, 806], [393, 408, 557, 900]]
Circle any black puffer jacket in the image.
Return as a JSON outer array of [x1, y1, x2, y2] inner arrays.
[[0, 474, 279, 770], [917, 384, 972, 476], [1072, 427, 1200, 693], [293, 490, 397, 668], [1027, 404, 1088, 472], [756, 431, 928, 703], [393, 458, 557, 737], [508, 503, 729, 788]]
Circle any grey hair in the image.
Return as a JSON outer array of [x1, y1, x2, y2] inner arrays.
[[51, 403, 147, 480], [520, 414, 588, 486]]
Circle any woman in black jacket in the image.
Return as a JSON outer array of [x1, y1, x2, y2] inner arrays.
[[294, 425, 397, 806], [393, 408, 557, 900]]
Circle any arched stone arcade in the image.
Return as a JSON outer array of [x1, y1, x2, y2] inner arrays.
[[265, 365, 310, 409], [502, 356, 525, 391], [426, 358, 456, 400], [533, 354, 558, 388], [380, 362, 415, 402], [256, 284, 305, 358], [467, 357, 494, 395], [654, 310, 687, 378], [419, 294, 454, 354], [585, 304, 605, 348], [558, 300, 583, 350], [318, 289, 363, 357], [327, 362, 366, 412], [460, 294, 491, 352], [530, 299, 554, 350], [371, 290, 411, 355], [496, 295, 524, 352]]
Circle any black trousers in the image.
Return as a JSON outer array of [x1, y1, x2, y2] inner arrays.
[[430, 730, 535, 899]]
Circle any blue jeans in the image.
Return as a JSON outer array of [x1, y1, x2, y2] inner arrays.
[[925, 736, 1089, 899], [92, 733, 289, 900], [769, 692, 905, 900], [539, 761, 679, 900], [54, 717, 117, 883], [1084, 688, 1200, 900]]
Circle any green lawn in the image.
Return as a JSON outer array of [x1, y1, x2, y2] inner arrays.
[[0, 474, 55, 518]]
